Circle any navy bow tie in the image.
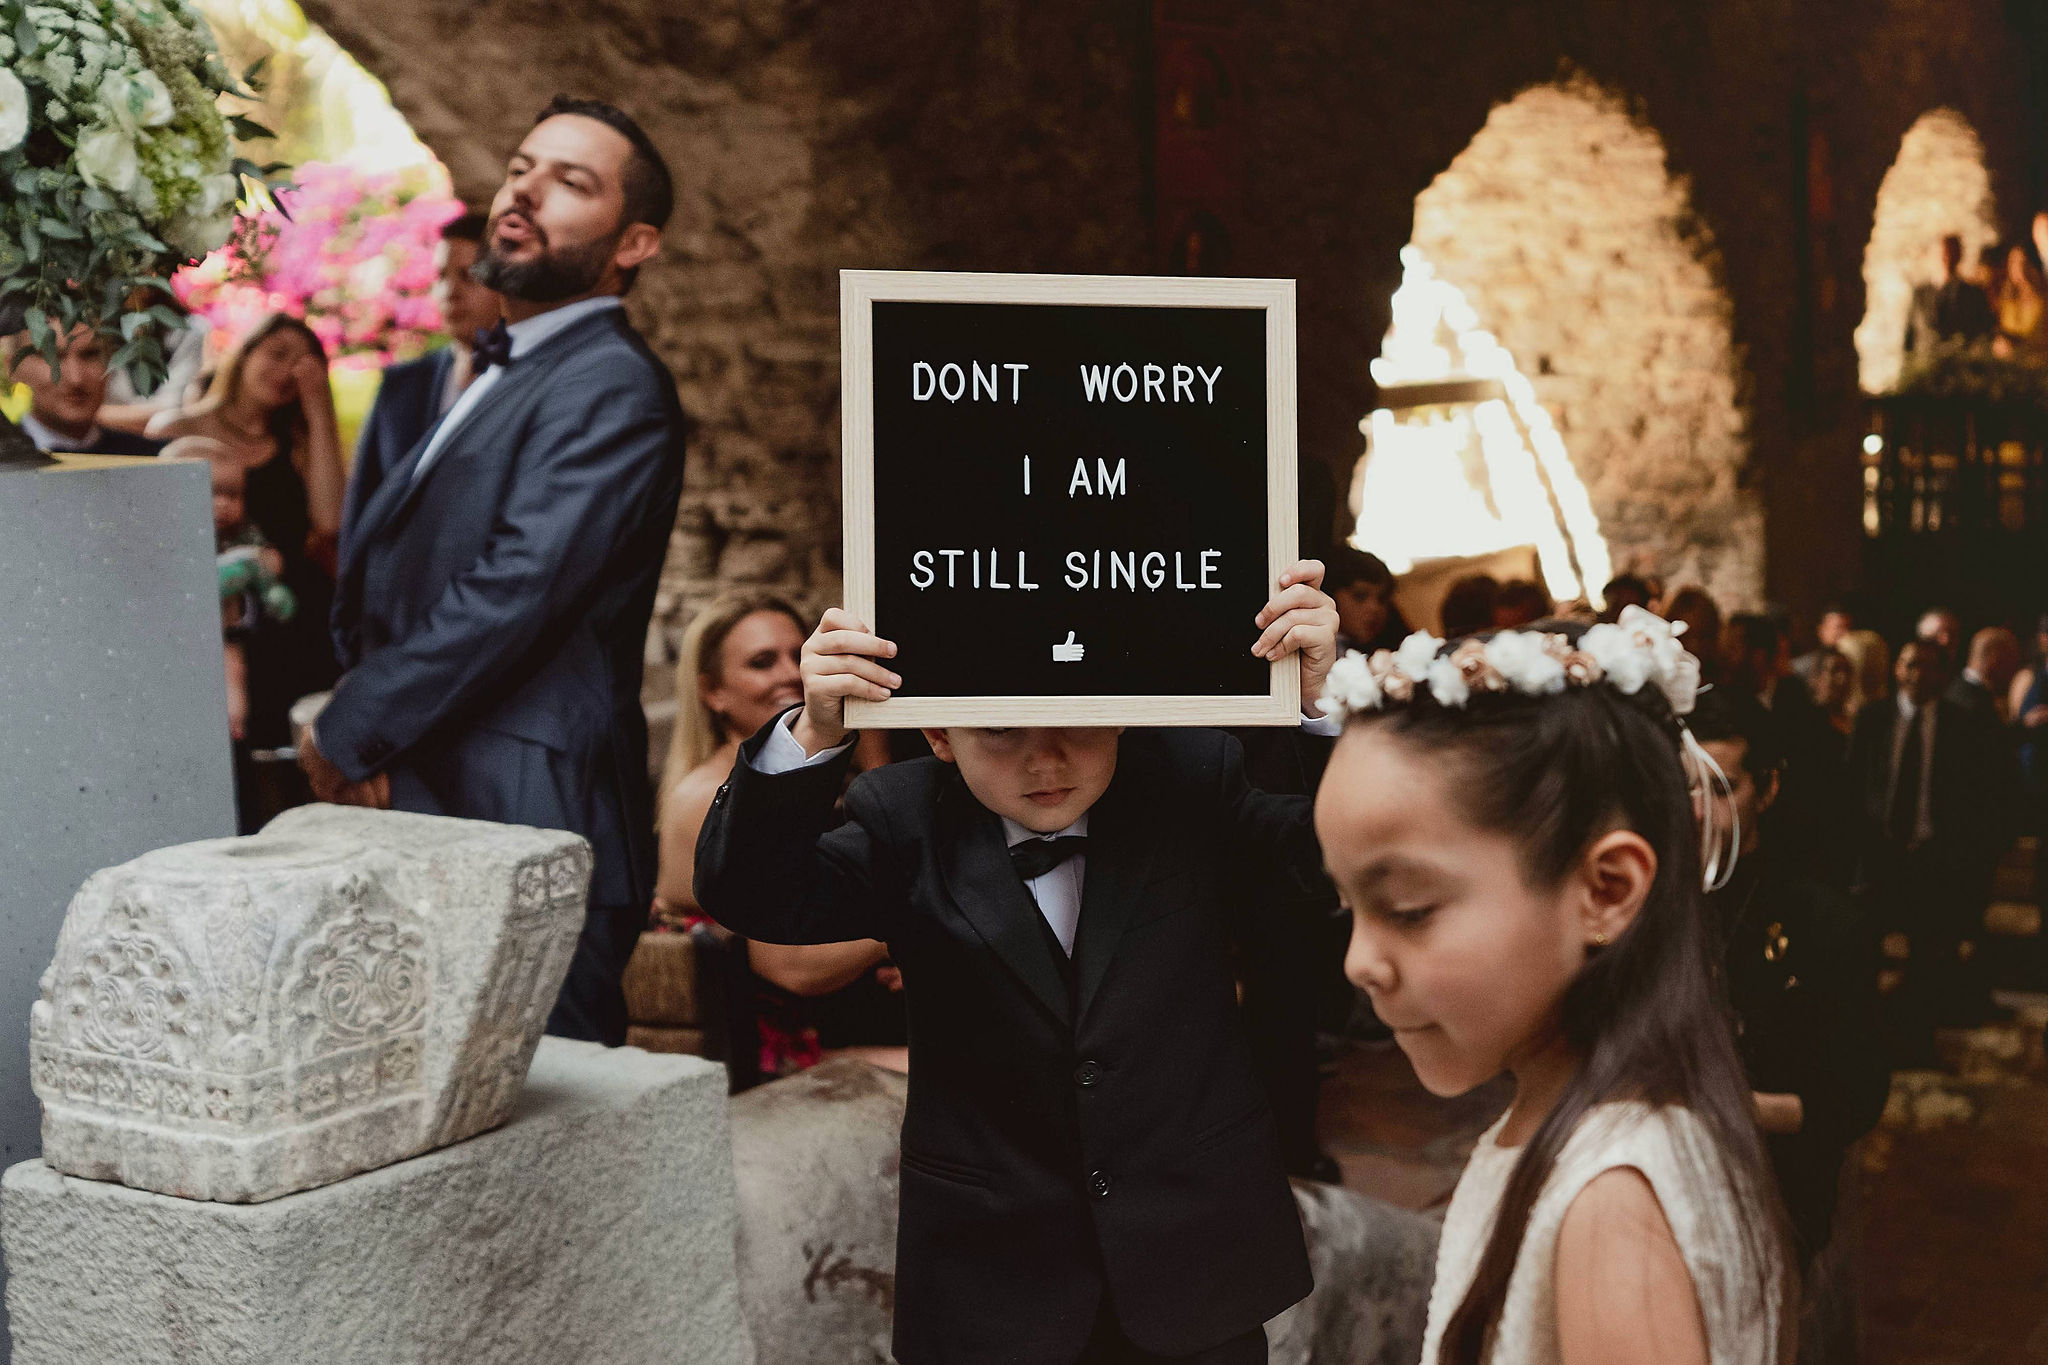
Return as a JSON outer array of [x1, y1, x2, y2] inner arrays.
[[472, 321, 513, 374], [1009, 836, 1087, 882]]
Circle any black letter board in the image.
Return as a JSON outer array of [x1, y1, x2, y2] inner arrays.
[[841, 270, 1298, 726]]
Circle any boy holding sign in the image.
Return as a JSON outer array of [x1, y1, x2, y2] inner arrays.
[[695, 561, 1340, 1365]]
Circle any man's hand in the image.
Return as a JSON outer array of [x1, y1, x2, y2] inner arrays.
[[298, 728, 390, 809], [1252, 559, 1340, 711], [791, 607, 901, 757]]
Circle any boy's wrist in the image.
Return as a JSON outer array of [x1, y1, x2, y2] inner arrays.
[[790, 706, 847, 757]]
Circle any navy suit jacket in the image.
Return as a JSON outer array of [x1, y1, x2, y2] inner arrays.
[[339, 347, 454, 552], [324, 307, 686, 923]]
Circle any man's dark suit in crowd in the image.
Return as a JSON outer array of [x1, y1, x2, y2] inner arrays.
[[1848, 641, 2003, 1049], [341, 211, 498, 549], [341, 347, 460, 537], [1904, 235, 1996, 358], [312, 99, 685, 1045], [697, 725, 1325, 1365]]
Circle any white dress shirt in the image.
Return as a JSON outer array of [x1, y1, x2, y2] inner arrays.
[[408, 295, 623, 486], [750, 708, 1339, 953], [20, 412, 100, 452], [1887, 693, 1939, 847]]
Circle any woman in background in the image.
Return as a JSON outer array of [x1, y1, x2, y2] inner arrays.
[[150, 313, 344, 827], [654, 594, 902, 1083]]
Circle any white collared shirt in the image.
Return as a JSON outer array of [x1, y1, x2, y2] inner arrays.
[[20, 411, 100, 452], [1888, 693, 1939, 846], [751, 708, 1338, 952], [408, 295, 623, 486]]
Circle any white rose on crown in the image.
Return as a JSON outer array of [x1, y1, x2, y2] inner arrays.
[[1392, 631, 1444, 682]]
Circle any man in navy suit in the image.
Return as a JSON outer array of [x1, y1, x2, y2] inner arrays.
[[6, 325, 164, 457], [338, 210, 501, 546], [306, 97, 687, 1045]]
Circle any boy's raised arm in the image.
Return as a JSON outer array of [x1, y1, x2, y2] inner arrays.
[[692, 608, 903, 945]]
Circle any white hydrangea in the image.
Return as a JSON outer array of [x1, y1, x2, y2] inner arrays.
[[1482, 630, 1566, 695], [1392, 630, 1444, 682], [0, 69, 26, 152], [75, 121, 139, 194], [1318, 650, 1383, 721], [1426, 656, 1470, 709]]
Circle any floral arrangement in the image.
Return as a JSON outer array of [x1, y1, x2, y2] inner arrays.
[[1317, 606, 1703, 720], [173, 159, 462, 371], [0, 0, 278, 391], [1893, 336, 2048, 405]]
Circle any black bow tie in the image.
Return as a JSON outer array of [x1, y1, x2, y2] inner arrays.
[[472, 321, 513, 374], [1009, 836, 1087, 882]]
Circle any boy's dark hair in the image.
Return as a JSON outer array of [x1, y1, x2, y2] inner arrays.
[[535, 95, 674, 232], [1326, 545, 1394, 593], [1726, 611, 1788, 659], [440, 211, 489, 244], [1494, 578, 1551, 625], [1687, 689, 1783, 782], [1438, 574, 1500, 639], [1345, 625, 1792, 1364]]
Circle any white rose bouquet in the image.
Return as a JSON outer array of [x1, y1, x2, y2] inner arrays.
[[0, 0, 281, 402]]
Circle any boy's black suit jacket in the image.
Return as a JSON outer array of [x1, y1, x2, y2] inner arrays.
[[696, 720, 1325, 1364]]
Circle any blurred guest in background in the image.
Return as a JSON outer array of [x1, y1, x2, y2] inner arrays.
[[1837, 628, 1893, 721], [1948, 627, 2021, 725], [2005, 613, 2048, 721], [151, 313, 343, 827], [1598, 571, 1654, 622], [1905, 235, 1996, 357], [1437, 572, 1499, 639], [1727, 612, 1851, 884], [1848, 640, 2004, 1056], [1491, 578, 1551, 629], [98, 295, 211, 434], [1327, 546, 1408, 655], [1792, 601, 1854, 685], [1992, 241, 2048, 360], [1663, 584, 1724, 682], [1916, 606, 1962, 671], [341, 211, 501, 546], [654, 594, 902, 1085], [1694, 693, 1889, 1259], [1807, 647, 1857, 737], [5, 325, 164, 457]]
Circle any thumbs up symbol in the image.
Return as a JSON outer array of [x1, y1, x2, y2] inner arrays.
[[1052, 631, 1085, 663]]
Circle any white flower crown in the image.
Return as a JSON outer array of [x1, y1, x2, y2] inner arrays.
[[1317, 605, 1704, 722]]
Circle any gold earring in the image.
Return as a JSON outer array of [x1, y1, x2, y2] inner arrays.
[[1590, 930, 1610, 949]]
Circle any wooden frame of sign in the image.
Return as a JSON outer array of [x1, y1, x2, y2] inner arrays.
[[841, 269, 1299, 728]]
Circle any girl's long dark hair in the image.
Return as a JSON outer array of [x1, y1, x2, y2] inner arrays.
[[1353, 625, 1792, 1363]]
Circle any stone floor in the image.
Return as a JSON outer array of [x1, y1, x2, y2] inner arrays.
[[1316, 901, 2048, 1363]]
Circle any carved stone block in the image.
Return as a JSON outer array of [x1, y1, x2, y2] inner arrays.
[[27, 805, 590, 1202]]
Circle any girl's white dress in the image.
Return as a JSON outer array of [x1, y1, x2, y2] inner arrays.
[[1419, 1100, 1782, 1365]]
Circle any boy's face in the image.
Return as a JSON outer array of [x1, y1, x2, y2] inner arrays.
[[1333, 580, 1390, 644], [922, 726, 1123, 833]]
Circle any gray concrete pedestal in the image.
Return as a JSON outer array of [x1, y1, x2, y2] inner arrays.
[[2, 1039, 754, 1365]]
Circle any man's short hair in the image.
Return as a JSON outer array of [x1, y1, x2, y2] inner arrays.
[[535, 96, 673, 232], [1726, 611, 1789, 658], [1326, 546, 1394, 593], [1688, 690, 1783, 781], [440, 211, 489, 244]]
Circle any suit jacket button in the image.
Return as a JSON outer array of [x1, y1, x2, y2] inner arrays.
[[1089, 1170, 1111, 1198], [1074, 1060, 1100, 1087]]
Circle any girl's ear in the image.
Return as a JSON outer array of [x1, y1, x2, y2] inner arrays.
[[1576, 829, 1658, 949]]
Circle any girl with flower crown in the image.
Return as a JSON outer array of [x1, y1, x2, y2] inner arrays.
[[1313, 608, 1791, 1365]]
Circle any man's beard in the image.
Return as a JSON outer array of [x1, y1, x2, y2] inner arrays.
[[471, 215, 617, 303]]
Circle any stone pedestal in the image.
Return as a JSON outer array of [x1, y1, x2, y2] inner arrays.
[[1, 1039, 755, 1365], [0, 455, 236, 1355]]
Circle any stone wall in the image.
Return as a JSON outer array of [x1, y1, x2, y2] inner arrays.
[[1407, 75, 1759, 607], [301, 0, 2038, 672]]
